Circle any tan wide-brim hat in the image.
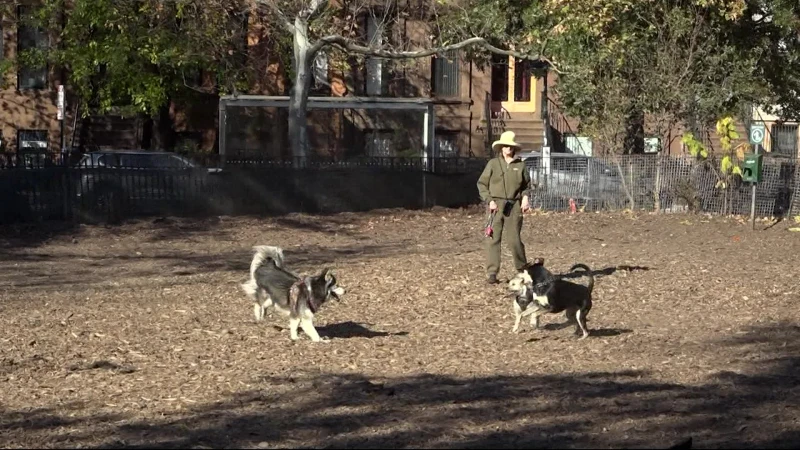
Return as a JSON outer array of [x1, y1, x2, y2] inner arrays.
[[491, 131, 522, 152]]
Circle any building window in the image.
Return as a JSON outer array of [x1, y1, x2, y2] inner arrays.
[[435, 131, 460, 157], [364, 129, 394, 157], [644, 137, 662, 153], [770, 123, 798, 157], [431, 51, 460, 98], [564, 134, 593, 156], [490, 54, 509, 102], [17, 5, 49, 90], [17, 129, 48, 167], [365, 15, 387, 96], [513, 58, 533, 102]]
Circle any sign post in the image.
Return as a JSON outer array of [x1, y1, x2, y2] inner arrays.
[[57, 85, 66, 165], [748, 122, 765, 230]]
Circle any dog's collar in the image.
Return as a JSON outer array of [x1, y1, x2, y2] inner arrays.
[[532, 280, 553, 289]]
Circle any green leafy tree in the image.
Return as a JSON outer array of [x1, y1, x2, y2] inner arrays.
[[437, 0, 771, 156], [549, 0, 765, 154], [20, 0, 250, 147], [682, 115, 752, 214]]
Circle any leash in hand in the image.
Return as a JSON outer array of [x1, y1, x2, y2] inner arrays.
[[484, 209, 496, 238]]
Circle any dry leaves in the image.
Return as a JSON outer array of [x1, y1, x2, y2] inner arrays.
[[0, 210, 798, 448]]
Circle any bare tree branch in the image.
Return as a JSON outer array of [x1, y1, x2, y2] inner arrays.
[[309, 35, 561, 72], [255, 0, 296, 33], [299, 0, 328, 20]]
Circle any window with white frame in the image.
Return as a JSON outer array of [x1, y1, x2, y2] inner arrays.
[[771, 124, 798, 157], [17, 129, 48, 167], [364, 129, 394, 157], [644, 136, 662, 153], [365, 15, 386, 96], [435, 131, 460, 157], [17, 5, 49, 90]]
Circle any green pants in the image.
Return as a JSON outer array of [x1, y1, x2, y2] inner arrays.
[[486, 201, 527, 276]]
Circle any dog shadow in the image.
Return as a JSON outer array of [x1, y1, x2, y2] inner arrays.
[[542, 322, 575, 331], [317, 321, 410, 340], [590, 327, 633, 337], [526, 326, 633, 341]]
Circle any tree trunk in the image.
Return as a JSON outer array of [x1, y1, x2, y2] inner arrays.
[[288, 18, 314, 165], [613, 156, 635, 211], [654, 155, 662, 212], [154, 101, 176, 151], [141, 115, 154, 149], [623, 107, 645, 155]]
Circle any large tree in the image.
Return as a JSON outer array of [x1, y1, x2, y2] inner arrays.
[[550, 0, 767, 154], [435, 0, 773, 154], [734, 0, 800, 120], [21, 0, 251, 148], [252, 0, 555, 160], [23, 0, 554, 158]]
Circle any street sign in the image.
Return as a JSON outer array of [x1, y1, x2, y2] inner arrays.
[[749, 122, 765, 145], [57, 85, 65, 121], [748, 122, 765, 230]]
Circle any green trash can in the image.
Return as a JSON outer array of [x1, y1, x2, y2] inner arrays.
[[741, 153, 763, 183]]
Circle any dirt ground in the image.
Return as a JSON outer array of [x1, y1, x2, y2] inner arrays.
[[1, 207, 800, 449]]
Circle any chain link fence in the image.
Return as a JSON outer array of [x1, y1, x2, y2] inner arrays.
[[524, 154, 798, 217]]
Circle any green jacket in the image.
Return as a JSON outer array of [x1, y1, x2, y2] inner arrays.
[[477, 156, 531, 203]]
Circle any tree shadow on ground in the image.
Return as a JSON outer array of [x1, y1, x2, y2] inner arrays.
[[3, 324, 800, 449], [0, 241, 418, 291], [0, 221, 81, 251], [0, 211, 374, 251]]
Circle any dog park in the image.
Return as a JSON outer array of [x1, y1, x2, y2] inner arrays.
[[2, 206, 799, 449]]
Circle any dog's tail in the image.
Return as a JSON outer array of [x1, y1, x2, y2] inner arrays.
[[569, 263, 594, 293], [241, 245, 285, 298]]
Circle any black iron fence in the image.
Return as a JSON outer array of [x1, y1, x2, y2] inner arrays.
[[0, 155, 489, 224]]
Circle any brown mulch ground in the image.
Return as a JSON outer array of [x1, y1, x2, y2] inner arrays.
[[1, 207, 799, 449]]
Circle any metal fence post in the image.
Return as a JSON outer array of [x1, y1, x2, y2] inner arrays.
[[218, 99, 227, 169]]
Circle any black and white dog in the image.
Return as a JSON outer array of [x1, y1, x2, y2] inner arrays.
[[508, 258, 595, 339], [241, 245, 346, 343]]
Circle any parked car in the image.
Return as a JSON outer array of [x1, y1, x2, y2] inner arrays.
[[518, 151, 624, 209], [73, 150, 220, 221]]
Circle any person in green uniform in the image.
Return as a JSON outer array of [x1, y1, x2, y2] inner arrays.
[[477, 131, 531, 284]]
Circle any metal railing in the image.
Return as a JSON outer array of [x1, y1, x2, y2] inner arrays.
[[546, 98, 589, 155]]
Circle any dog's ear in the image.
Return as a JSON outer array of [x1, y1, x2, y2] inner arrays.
[[508, 273, 530, 291], [533, 257, 545, 265], [321, 267, 334, 282]]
